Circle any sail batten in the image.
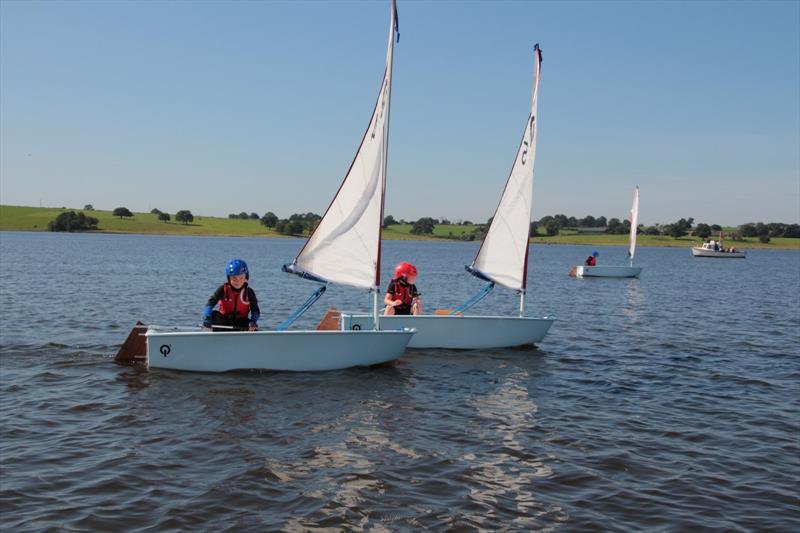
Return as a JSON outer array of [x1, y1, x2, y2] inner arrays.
[[470, 44, 543, 291], [290, 3, 398, 290]]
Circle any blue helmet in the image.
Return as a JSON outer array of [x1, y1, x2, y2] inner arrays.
[[226, 258, 249, 279], [592, 251, 599, 257]]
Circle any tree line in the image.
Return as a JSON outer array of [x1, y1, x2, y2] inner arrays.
[[49, 206, 800, 242]]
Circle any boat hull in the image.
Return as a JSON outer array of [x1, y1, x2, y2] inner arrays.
[[573, 265, 643, 278], [340, 314, 553, 349], [145, 329, 414, 372], [691, 247, 746, 258]]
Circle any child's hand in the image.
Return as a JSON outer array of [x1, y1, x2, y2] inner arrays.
[[392, 299, 403, 307], [248, 323, 258, 332]]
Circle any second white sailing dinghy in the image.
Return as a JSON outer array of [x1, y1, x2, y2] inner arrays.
[[343, 45, 554, 349], [116, 1, 414, 372], [570, 186, 643, 278]]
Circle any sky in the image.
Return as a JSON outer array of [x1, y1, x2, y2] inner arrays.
[[1, 0, 798, 226]]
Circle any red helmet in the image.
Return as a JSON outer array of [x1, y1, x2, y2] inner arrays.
[[394, 262, 418, 279]]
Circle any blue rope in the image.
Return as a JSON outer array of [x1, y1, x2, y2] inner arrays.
[[451, 282, 495, 315], [276, 285, 327, 331]]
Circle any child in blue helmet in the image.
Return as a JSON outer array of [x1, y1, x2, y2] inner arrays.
[[585, 251, 598, 266], [203, 259, 261, 331]]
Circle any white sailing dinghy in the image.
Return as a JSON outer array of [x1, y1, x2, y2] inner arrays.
[[116, 1, 414, 372], [343, 45, 554, 349], [571, 186, 643, 278]]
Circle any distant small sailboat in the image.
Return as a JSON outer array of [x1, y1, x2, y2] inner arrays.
[[116, 0, 414, 372], [570, 186, 643, 278], [344, 45, 554, 349]]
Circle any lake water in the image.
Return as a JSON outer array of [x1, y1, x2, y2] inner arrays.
[[1, 231, 798, 531]]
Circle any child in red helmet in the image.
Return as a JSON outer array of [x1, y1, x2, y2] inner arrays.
[[384, 262, 422, 316], [203, 258, 261, 331]]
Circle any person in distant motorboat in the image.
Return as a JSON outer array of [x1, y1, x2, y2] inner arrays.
[[384, 262, 422, 316], [585, 251, 598, 266], [203, 259, 261, 331]]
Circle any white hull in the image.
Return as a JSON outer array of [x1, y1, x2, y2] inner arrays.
[[573, 265, 642, 278], [145, 329, 414, 372], [691, 247, 746, 258], [341, 314, 553, 349]]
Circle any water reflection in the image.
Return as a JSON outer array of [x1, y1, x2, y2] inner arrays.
[[466, 366, 566, 530]]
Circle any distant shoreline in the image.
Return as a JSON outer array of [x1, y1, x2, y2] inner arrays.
[[1, 205, 798, 250]]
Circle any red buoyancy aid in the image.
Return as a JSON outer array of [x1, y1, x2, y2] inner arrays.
[[389, 279, 415, 307], [218, 283, 251, 318]]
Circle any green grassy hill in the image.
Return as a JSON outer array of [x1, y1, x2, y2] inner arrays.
[[0, 205, 282, 237], [1, 205, 797, 249]]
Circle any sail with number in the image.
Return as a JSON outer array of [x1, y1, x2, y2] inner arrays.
[[629, 186, 639, 264], [469, 44, 543, 291], [286, 1, 399, 290]]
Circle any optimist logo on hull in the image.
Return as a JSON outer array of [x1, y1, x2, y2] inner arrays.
[[159, 344, 171, 357]]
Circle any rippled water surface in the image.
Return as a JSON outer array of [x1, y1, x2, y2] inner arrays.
[[1, 232, 798, 531]]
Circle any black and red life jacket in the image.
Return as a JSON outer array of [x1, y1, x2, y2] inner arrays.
[[218, 283, 251, 319], [388, 278, 416, 307]]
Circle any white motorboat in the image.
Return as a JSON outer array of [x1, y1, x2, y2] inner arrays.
[[345, 45, 554, 349], [116, 1, 414, 372], [691, 240, 746, 258], [571, 186, 643, 278]]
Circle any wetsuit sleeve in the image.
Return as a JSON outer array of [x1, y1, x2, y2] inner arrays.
[[248, 288, 260, 324], [204, 285, 225, 318], [411, 284, 420, 297]]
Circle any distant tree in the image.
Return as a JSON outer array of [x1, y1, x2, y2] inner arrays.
[[566, 216, 578, 228], [666, 224, 687, 238], [175, 210, 194, 224], [113, 207, 133, 219], [84, 204, 94, 211], [710, 224, 722, 232], [150, 208, 162, 215], [643, 226, 661, 236], [289, 220, 306, 234], [249, 212, 259, 220], [228, 214, 238, 219], [48, 211, 99, 232], [158, 212, 170, 223], [261, 211, 278, 228], [695, 223, 712, 239], [545, 219, 560, 236], [580, 215, 596, 228], [759, 235, 771, 243], [440, 218, 451, 225], [596, 216, 607, 228], [739, 223, 757, 237], [238, 212, 249, 219], [606, 218, 622, 234], [383, 215, 398, 228], [529, 221, 538, 237], [784, 224, 800, 238], [462, 220, 473, 226], [410, 217, 436, 235]]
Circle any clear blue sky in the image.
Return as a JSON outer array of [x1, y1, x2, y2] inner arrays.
[[1, 0, 798, 226]]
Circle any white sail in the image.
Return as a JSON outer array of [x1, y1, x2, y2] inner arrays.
[[288, 1, 398, 290], [629, 186, 639, 264], [471, 44, 543, 291]]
